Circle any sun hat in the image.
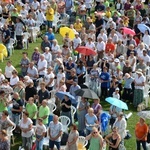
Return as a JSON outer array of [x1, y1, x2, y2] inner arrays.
[[119, 55, 124, 60], [115, 87, 119, 91], [136, 69, 143, 75]]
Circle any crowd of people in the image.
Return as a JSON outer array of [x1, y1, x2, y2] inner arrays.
[[0, 0, 150, 149]]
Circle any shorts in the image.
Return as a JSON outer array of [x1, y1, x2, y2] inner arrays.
[[49, 140, 61, 150]]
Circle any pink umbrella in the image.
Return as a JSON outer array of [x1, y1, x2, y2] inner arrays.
[[121, 27, 135, 35]]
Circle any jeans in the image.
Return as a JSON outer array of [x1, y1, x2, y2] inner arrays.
[[22, 136, 32, 150], [36, 135, 44, 150], [136, 140, 147, 150], [66, 10, 72, 16], [12, 113, 20, 125], [49, 140, 61, 150], [47, 21, 53, 28], [5, 43, 10, 57]]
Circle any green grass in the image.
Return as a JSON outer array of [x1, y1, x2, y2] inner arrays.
[[0, 34, 146, 150]]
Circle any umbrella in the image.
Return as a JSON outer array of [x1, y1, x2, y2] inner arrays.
[[121, 27, 135, 35], [76, 46, 97, 56], [75, 88, 99, 99], [137, 24, 150, 34], [59, 27, 75, 40], [137, 111, 150, 119], [55, 91, 75, 103], [11, 16, 26, 28], [80, 84, 89, 89], [105, 97, 128, 110]]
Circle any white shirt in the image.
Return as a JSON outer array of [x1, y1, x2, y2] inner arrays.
[[57, 72, 65, 85], [97, 33, 107, 43], [85, 42, 95, 50], [36, 11, 46, 23], [106, 21, 116, 29], [49, 121, 62, 142], [73, 37, 81, 49], [85, 0, 92, 8], [0, 74, 5, 84], [20, 118, 33, 138], [20, 10, 28, 19], [141, 54, 150, 65], [27, 19, 35, 29], [15, 22, 24, 36], [113, 92, 120, 99], [10, 76, 19, 86], [80, 4, 86, 10], [51, 44, 60, 53], [32, 1, 40, 10], [5, 65, 15, 78], [134, 75, 145, 90], [96, 41, 106, 52], [41, 4, 48, 13], [44, 72, 55, 87], [37, 59, 47, 75], [43, 52, 52, 64], [36, 123, 46, 136], [143, 35, 150, 47], [136, 48, 144, 59]]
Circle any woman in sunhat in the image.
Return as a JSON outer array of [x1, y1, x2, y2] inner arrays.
[[133, 69, 146, 107]]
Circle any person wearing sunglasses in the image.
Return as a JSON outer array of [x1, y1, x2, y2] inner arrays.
[[85, 127, 103, 150], [105, 127, 121, 150]]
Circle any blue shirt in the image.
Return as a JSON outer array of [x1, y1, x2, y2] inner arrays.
[[76, 66, 86, 75], [69, 85, 80, 104], [85, 114, 97, 131], [45, 32, 55, 42], [124, 77, 134, 89], [99, 72, 110, 88], [64, 0, 73, 10]]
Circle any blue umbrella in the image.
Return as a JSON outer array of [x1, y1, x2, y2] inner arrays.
[[105, 97, 128, 110], [55, 91, 76, 103], [137, 24, 150, 34]]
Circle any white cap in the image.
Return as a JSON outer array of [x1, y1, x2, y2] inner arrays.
[[114, 58, 120, 63], [109, 18, 113, 22], [119, 55, 124, 60]]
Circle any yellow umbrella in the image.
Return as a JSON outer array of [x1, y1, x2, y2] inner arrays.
[[59, 27, 75, 40]]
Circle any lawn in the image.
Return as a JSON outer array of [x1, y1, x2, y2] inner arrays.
[[0, 34, 146, 150]]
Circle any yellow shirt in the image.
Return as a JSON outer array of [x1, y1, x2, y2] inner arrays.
[[74, 23, 82, 32], [15, 5, 22, 13], [105, 11, 111, 18], [46, 8, 54, 21]]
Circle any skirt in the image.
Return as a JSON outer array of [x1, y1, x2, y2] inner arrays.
[[133, 89, 143, 107]]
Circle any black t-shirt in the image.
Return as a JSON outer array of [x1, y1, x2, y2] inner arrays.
[[38, 89, 50, 104], [12, 98, 23, 114], [2, 29, 11, 44], [61, 99, 71, 112], [95, 18, 104, 31], [25, 86, 37, 101]]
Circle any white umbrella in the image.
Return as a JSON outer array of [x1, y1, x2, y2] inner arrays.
[[137, 111, 150, 119]]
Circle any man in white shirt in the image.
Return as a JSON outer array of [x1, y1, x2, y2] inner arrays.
[[141, 50, 150, 66], [15, 18, 24, 49], [37, 54, 47, 78], [20, 6, 28, 19], [72, 32, 81, 50], [43, 47, 52, 66], [48, 115, 63, 150], [31, 0, 40, 11], [97, 37, 106, 60]]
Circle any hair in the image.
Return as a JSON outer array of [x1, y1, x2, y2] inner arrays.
[[22, 52, 28, 55], [59, 79, 65, 84], [23, 111, 29, 117], [40, 81, 46, 86], [58, 67, 64, 72], [71, 124, 77, 130], [0, 90, 5, 95], [12, 70, 18, 74], [3, 110, 9, 116], [38, 118, 43, 122]]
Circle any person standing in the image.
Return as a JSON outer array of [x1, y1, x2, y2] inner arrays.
[[15, 18, 24, 49], [135, 117, 148, 150], [46, 5, 54, 29], [48, 115, 63, 150], [2, 24, 11, 58]]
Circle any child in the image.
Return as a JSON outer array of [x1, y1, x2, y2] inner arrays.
[[112, 87, 120, 99]]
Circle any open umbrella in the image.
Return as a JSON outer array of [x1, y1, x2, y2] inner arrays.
[[137, 24, 150, 34], [105, 97, 128, 110], [59, 27, 75, 40], [55, 91, 75, 103], [75, 88, 99, 99], [137, 111, 150, 119], [76, 46, 97, 56], [11, 16, 26, 28], [121, 27, 135, 35]]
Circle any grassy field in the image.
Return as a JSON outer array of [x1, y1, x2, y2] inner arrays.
[[0, 34, 146, 150]]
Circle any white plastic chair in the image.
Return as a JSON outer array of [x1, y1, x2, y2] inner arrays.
[[9, 38, 15, 55], [43, 128, 49, 148], [59, 116, 70, 133], [78, 136, 88, 150], [47, 102, 56, 115], [71, 105, 76, 123], [23, 32, 30, 49], [7, 124, 16, 144]]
